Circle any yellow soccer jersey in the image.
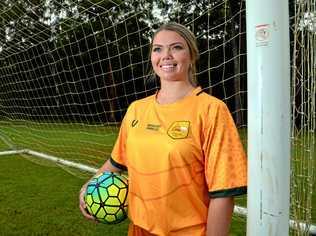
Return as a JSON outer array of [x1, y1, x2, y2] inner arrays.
[[111, 87, 247, 236]]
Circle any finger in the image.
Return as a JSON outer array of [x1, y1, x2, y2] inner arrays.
[[79, 191, 87, 207], [79, 185, 98, 223], [84, 210, 98, 223], [79, 204, 95, 220], [79, 202, 95, 221], [79, 196, 86, 206]]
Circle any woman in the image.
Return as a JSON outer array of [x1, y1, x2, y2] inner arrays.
[[79, 22, 247, 236]]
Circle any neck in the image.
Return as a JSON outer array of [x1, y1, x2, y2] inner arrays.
[[156, 81, 195, 104]]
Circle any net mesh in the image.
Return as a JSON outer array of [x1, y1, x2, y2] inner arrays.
[[0, 0, 247, 166], [290, 0, 315, 234]]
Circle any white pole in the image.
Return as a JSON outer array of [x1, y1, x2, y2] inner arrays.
[[0, 149, 27, 156], [25, 149, 98, 174], [246, 0, 291, 235]]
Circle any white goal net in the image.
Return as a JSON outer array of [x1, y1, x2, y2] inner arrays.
[[0, 0, 247, 169]]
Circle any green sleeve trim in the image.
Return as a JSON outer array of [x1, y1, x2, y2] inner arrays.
[[209, 186, 247, 198], [110, 157, 127, 171]]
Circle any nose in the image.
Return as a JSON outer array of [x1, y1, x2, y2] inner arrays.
[[162, 47, 172, 60]]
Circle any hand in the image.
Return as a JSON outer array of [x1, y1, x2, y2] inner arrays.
[[79, 183, 97, 222]]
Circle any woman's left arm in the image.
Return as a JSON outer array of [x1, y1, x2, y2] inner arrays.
[[206, 197, 234, 236]]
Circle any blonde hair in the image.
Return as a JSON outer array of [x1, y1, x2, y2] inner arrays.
[[150, 22, 199, 86]]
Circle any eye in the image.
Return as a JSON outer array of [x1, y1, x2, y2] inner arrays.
[[152, 47, 161, 52], [172, 45, 184, 50]]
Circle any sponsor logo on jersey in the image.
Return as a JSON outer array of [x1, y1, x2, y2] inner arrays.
[[146, 123, 161, 131], [167, 121, 190, 139], [131, 119, 138, 127]]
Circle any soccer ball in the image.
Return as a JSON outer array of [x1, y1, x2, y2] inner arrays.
[[84, 171, 128, 224]]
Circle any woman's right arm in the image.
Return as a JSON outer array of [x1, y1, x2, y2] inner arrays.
[[78, 159, 122, 220]]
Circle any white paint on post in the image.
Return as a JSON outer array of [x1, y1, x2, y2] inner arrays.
[[246, 0, 291, 235]]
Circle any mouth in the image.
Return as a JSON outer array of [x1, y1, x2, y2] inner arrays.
[[160, 63, 177, 71]]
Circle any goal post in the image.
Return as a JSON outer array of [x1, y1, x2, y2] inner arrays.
[[246, 0, 291, 235]]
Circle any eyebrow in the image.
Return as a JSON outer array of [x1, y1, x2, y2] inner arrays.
[[152, 42, 185, 47]]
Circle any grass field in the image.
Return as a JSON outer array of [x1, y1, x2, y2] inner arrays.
[[0, 121, 314, 235], [0, 154, 247, 236], [0, 154, 129, 236]]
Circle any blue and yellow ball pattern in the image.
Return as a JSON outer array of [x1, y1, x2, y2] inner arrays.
[[84, 172, 128, 224]]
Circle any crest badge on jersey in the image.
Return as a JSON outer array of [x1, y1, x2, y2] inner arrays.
[[167, 121, 190, 139]]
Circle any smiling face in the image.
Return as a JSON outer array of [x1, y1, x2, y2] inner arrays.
[[150, 30, 192, 83]]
